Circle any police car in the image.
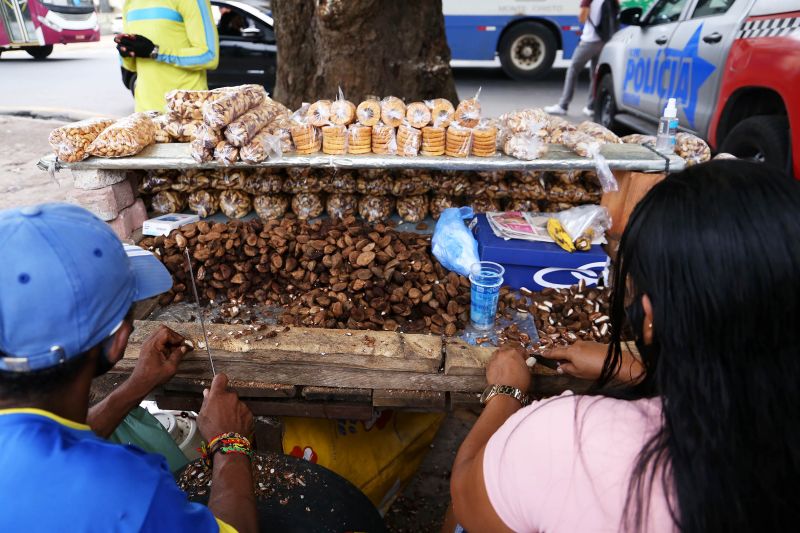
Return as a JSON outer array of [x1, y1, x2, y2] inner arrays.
[[594, 0, 799, 177]]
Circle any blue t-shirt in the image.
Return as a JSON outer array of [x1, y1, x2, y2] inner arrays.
[[0, 408, 234, 532]]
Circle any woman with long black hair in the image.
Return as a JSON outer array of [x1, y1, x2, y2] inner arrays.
[[448, 160, 800, 532]]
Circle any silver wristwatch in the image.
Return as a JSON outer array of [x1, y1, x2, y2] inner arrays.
[[150, 45, 159, 60], [480, 384, 530, 407]]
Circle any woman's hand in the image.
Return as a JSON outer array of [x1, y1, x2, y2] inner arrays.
[[538, 341, 644, 383], [486, 345, 531, 391]]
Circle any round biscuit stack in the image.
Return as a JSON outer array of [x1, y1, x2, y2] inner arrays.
[[405, 102, 432, 129], [420, 126, 446, 156], [356, 100, 381, 126], [454, 98, 481, 128], [372, 124, 396, 154], [307, 100, 332, 127], [429, 99, 455, 127], [330, 100, 356, 125], [347, 124, 372, 155], [471, 125, 497, 157], [322, 125, 347, 155], [380, 96, 406, 128], [290, 124, 321, 154], [396, 124, 422, 156], [445, 126, 472, 157]]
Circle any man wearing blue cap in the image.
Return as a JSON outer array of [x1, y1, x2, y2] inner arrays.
[[0, 203, 257, 532]]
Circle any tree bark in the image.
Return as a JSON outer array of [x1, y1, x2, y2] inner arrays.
[[272, 0, 457, 109]]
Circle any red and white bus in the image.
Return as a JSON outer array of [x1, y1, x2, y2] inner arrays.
[[0, 0, 100, 59]]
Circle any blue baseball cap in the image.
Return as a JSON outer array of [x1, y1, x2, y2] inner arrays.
[[0, 203, 173, 372]]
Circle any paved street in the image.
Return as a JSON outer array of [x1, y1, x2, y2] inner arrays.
[[0, 38, 593, 121]]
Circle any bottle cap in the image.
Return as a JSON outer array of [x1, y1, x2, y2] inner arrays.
[[664, 98, 678, 118]]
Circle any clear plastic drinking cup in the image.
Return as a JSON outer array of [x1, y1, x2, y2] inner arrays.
[[469, 261, 505, 330]]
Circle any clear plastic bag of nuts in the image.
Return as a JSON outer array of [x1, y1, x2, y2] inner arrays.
[[151, 190, 186, 214], [213, 141, 240, 166], [202, 84, 267, 129], [166, 87, 232, 120], [397, 195, 429, 223], [284, 171, 323, 193], [212, 169, 248, 190], [86, 113, 156, 158], [152, 115, 172, 143], [224, 101, 283, 147], [254, 194, 289, 220], [507, 177, 546, 200], [467, 195, 501, 214], [291, 193, 324, 219], [504, 198, 541, 212], [139, 169, 177, 194], [435, 172, 470, 196], [358, 195, 395, 223], [219, 189, 252, 218], [323, 171, 357, 194], [240, 128, 284, 163], [391, 170, 432, 196], [675, 132, 711, 166], [429, 194, 459, 220], [191, 123, 223, 163], [171, 170, 211, 193], [187, 190, 220, 218], [326, 193, 359, 219], [356, 171, 393, 196], [576, 121, 622, 144], [243, 169, 284, 195], [165, 118, 203, 142]]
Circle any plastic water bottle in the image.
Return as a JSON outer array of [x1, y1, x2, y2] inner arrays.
[[655, 98, 679, 154]]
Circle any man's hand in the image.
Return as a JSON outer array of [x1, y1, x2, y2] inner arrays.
[[198, 374, 255, 441], [485, 345, 531, 391], [128, 325, 189, 397], [115, 33, 155, 58]]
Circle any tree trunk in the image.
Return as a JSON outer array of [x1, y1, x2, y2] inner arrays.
[[272, 0, 457, 109]]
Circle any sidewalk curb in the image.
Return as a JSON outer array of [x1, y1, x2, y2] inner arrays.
[[0, 107, 114, 123]]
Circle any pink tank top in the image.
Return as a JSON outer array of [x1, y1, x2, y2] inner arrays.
[[482, 392, 676, 532]]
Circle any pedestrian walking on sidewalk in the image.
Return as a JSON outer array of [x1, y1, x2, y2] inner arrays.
[[545, 0, 619, 117]]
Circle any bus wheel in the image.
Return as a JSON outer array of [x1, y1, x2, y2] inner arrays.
[[498, 22, 557, 80], [26, 45, 53, 60]]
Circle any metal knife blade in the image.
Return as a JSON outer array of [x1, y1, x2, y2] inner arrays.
[[184, 247, 216, 377]]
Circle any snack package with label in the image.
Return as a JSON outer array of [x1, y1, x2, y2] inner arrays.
[[219, 189, 252, 218], [356, 98, 381, 127], [243, 169, 284, 195], [425, 98, 455, 128], [166, 87, 232, 120], [429, 194, 458, 220], [358, 195, 395, 223], [503, 132, 547, 160], [445, 125, 472, 157], [454, 88, 481, 128], [187, 189, 219, 218], [203, 84, 266, 129], [396, 124, 421, 156], [86, 113, 156, 158], [240, 128, 284, 163], [165, 117, 203, 142], [152, 115, 172, 143], [323, 171, 357, 194], [577, 121, 622, 144], [397, 195, 429, 223], [254, 194, 289, 220], [284, 171, 323, 193], [380, 96, 406, 128], [171, 170, 211, 193], [139, 170, 177, 194], [214, 141, 240, 166], [151, 190, 186, 215], [291, 193, 324, 219], [326, 193, 359, 219], [356, 170, 393, 196], [224, 99, 286, 147], [49, 118, 116, 162], [675, 132, 711, 166], [212, 169, 248, 190], [371, 123, 397, 155], [391, 171, 432, 196], [560, 131, 618, 192]]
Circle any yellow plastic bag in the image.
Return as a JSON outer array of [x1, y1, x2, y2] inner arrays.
[[282, 411, 444, 513]]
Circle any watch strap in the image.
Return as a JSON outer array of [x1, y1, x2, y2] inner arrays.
[[480, 384, 530, 407]]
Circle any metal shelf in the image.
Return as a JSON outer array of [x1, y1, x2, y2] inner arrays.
[[39, 142, 684, 173]]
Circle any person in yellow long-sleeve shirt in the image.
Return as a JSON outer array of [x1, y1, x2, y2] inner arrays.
[[116, 0, 219, 112]]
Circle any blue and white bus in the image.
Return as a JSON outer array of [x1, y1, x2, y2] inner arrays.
[[443, 0, 582, 80]]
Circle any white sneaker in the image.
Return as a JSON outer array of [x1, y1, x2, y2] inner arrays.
[[544, 104, 567, 115], [582, 106, 594, 117]]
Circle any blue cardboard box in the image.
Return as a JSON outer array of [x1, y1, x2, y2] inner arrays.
[[472, 214, 609, 291]]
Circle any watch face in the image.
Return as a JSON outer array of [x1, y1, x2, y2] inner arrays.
[[479, 385, 497, 405]]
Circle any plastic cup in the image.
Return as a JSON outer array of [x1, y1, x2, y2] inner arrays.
[[469, 261, 505, 330]]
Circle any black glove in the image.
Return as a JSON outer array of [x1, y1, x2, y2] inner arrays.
[[115, 34, 155, 58]]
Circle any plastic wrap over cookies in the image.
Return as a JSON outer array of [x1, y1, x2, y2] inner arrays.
[[326, 193, 358, 219], [397, 195, 429, 223], [254, 194, 289, 220], [291, 193, 324, 219], [202, 84, 266, 129], [188, 190, 219, 218], [219, 189, 252, 219], [358, 195, 395, 223], [151, 190, 186, 215], [380, 96, 406, 128]]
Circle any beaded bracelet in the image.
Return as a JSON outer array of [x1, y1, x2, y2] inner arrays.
[[200, 432, 253, 467]]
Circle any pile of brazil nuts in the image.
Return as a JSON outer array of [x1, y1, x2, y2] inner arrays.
[[142, 216, 471, 334]]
